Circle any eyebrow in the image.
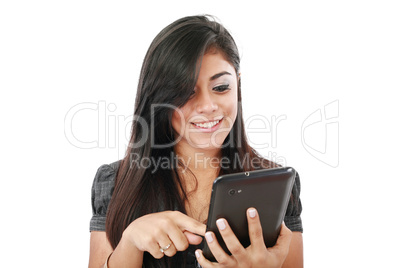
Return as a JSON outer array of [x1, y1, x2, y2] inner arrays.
[[209, 71, 232, 81]]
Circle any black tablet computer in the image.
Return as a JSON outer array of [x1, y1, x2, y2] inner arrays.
[[202, 167, 296, 261]]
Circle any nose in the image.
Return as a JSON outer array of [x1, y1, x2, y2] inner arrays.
[[195, 89, 218, 114]]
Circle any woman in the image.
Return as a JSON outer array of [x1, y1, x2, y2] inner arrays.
[[89, 15, 303, 268]]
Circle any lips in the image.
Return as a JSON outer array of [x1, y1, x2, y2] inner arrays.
[[191, 117, 223, 129]]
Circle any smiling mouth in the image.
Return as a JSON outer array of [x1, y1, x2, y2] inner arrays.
[[191, 118, 223, 129]]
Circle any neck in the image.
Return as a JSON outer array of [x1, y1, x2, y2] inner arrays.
[[173, 142, 222, 188], [173, 143, 221, 221], [175, 142, 221, 171]]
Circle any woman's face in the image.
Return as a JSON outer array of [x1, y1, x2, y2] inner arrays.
[[172, 51, 238, 150]]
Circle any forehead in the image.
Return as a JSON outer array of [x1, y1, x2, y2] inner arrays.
[[198, 51, 236, 79]]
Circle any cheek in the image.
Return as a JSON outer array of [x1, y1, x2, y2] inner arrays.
[[230, 100, 238, 119], [172, 106, 191, 134], [172, 110, 184, 135], [225, 92, 238, 124]]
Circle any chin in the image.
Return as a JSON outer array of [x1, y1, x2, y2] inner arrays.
[[190, 137, 227, 150]]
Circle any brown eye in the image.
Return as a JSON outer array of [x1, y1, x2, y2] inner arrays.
[[213, 84, 230, 92]]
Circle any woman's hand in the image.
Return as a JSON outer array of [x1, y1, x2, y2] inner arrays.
[[195, 208, 292, 268], [121, 210, 206, 259]]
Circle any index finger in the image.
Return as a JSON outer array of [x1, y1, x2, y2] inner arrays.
[[171, 211, 206, 236]]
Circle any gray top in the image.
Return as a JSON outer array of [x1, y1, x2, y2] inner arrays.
[[90, 160, 303, 233]]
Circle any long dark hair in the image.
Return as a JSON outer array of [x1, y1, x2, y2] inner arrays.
[[105, 15, 276, 267]]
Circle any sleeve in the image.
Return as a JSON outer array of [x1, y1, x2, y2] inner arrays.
[[89, 163, 117, 232], [284, 172, 303, 233]]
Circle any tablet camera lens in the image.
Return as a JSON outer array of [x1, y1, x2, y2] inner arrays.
[[229, 189, 236, 196]]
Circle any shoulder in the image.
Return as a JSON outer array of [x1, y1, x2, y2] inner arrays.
[[91, 160, 121, 193], [94, 160, 121, 180], [90, 160, 122, 231], [284, 170, 303, 233]]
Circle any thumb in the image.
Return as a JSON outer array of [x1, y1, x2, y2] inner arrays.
[[184, 230, 203, 245], [269, 222, 292, 256]]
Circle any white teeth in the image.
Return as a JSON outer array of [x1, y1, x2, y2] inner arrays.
[[194, 120, 220, 128]]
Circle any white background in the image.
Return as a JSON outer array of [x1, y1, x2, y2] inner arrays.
[[1, 1, 401, 267]]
